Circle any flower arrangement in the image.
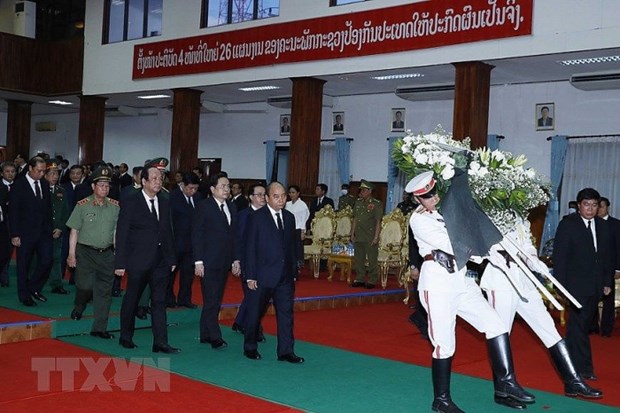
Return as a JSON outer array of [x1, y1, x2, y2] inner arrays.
[[392, 125, 470, 197], [393, 126, 550, 233]]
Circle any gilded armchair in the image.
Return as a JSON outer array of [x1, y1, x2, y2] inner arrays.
[[377, 208, 407, 289], [304, 205, 335, 279]]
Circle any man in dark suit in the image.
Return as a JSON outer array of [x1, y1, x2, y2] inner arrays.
[[168, 172, 203, 308], [231, 182, 249, 212], [307, 183, 334, 230], [8, 156, 53, 306], [242, 181, 303, 363], [115, 162, 179, 353], [14, 154, 28, 177], [118, 163, 133, 189], [0, 161, 17, 287], [192, 172, 240, 349], [596, 197, 620, 337], [553, 188, 614, 380]]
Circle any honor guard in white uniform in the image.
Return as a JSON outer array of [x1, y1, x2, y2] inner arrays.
[[407, 171, 534, 412], [481, 219, 602, 399]]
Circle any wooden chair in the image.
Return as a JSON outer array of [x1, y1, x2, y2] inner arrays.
[[327, 206, 354, 282], [377, 208, 407, 289], [304, 205, 335, 279]]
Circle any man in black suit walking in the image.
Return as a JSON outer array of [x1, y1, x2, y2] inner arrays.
[[242, 181, 303, 363], [596, 197, 620, 337], [9, 156, 53, 306], [553, 188, 614, 380], [115, 161, 179, 353], [168, 172, 203, 308], [192, 172, 240, 349], [307, 183, 334, 230]]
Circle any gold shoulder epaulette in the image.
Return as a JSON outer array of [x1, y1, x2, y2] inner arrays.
[[107, 198, 120, 207], [77, 198, 90, 206]]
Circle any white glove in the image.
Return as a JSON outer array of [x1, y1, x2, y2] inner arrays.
[[488, 250, 510, 274]]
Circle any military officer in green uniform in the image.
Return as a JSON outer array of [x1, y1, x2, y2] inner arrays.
[[350, 180, 383, 289], [66, 166, 120, 339], [43, 159, 70, 294], [337, 183, 357, 211]]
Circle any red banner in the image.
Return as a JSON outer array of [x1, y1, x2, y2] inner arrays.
[[133, 0, 532, 80]]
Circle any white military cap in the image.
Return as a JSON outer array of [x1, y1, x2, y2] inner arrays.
[[405, 171, 436, 196]]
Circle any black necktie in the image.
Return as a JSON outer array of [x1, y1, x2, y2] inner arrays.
[[276, 212, 283, 231], [220, 203, 229, 225], [187, 196, 193, 208], [34, 180, 42, 199], [150, 199, 158, 220], [587, 220, 596, 250]]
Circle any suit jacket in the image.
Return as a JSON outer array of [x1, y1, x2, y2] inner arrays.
[[114, 191, 176, 271], [243, 206, 297, 288], [119, 173, 133, 189], [537, 117, 553, 127], [61, 182, 79, 214], [232, 194, 249, 212], [307, 196, 335, 230], [8, 175, 53, 241], [606, 215, 620, 270], [191, 196, 239, 271], [553, 213, 614, 297], [170, 189, 203, 254]]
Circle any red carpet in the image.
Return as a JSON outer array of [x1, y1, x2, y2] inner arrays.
[[0, 338, 299, 413], [250, 302, 620, 408], [0, 307, 47, 324]]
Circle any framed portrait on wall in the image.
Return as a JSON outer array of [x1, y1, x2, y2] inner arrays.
[[391, 108, 406, 132], [332, 111, 345, 134], [535, 103, 555, 131], [280, 114, 291, 136]]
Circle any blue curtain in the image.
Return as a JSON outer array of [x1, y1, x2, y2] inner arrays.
[[335, 137, 350, 185], [387, 136, 400, 211], [487, 134, 500, 151], [539, 135, 568, 253], [265, 140, 276, 183]]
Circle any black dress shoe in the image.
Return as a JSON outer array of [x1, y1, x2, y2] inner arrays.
[[565, 380, 603, 399], [22, 297, 37, 307], [231, 322, 245, 333], [364, 283, 376, 289], [277, 353, 305, 364], [351, 281, 365, 288], [70, 309, 82, 320], [178, 302, 197, 309], [32, 292, 47, 302], [90, 331, 115, 339], [244, 350, 261, 360], [152, 343, 181, 354], [135, 307, 148, 320], [200, 338, 227, 349], [580, 373, 598, 381], [119, 339, 138, 349], [494, 395, 526, 409], [51, 286, 70, 295]]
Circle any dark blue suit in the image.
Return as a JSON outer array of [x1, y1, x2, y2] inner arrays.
[[8, 175, 53, 302], [243, 206, 297, 356], [61, 181, 80, 282], [116, 191, 176, 346], [233, 206, 260, 330], [191, 196, 238, 342], [168, 189, 203, 305]]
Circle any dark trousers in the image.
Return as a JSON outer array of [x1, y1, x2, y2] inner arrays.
[[15, 236, 52, 301], [294, 229, 304, 265], [167, 249, 194, 305], [119, 252, 170, 345], [243, 279, 295, 357], [74, 245, 114, 332], [199, 268, 229, 341], [566, 295, 599, 375], [0, 222, 12, 285], [600, 283, 616, 336], [234, 277, 250, 327]]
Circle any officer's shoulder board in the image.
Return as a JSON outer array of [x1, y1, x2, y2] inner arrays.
[[107, 198, 120, 207], [77, 197, 90, 206], [414, 205, 426, 214]]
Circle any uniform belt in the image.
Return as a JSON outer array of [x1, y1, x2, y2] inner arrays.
[[78, 243, 113, 253]]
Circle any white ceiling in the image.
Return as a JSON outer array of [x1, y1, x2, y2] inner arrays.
[[2, 47, 620, 116]]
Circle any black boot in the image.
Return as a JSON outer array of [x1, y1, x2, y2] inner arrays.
[[431, 357, 465, 413], [487, 333, 536, 406], [548, 339, 603, 399]]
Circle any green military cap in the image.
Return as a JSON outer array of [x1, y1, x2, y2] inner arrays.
[[145, 157, 169, 171], [359, 179, 374, 190], [91, 166, 113, 182], [46, 158, 60, 170]]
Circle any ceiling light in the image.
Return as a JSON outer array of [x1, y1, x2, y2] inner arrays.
[[239, 86, 281, 92], [371, 73, 424, 81], [558, 55, 620, 66], [137, 94, 171, 99], [48, 100, 73, 105]]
